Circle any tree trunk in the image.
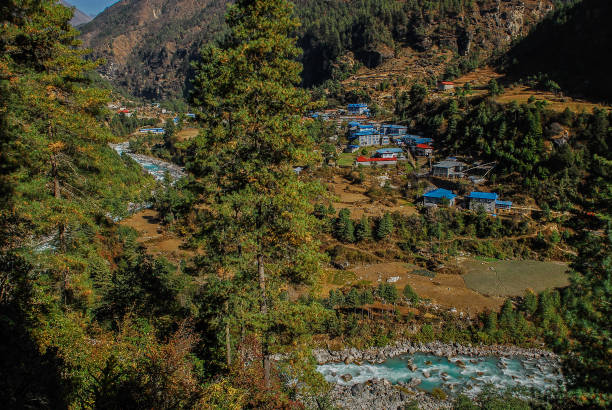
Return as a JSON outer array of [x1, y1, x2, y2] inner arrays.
[[50, 153, 66, 252], [257, 253, 270, 388], [225, 300, 231, 367]]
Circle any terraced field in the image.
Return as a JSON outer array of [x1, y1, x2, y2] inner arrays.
[[460, 259, 570, 297]]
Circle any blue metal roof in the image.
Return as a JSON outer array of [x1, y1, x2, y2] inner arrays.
[[348, 103, 368, 108], [348, 121, 361, 127], [376, 148, 404, 154], [469, 192, 499, 200], [382, 124, 407, 129], [347, 144, 360, 149], [496, 200, 513, 206], [424, 188, 456, 199]]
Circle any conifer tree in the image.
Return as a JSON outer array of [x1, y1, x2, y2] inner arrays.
[[376, 212, 394, 240], [561, 230, 612, 407], [188, 0, 324, 386], [355, 215, 372, 242], [335, 208, 355, 243]]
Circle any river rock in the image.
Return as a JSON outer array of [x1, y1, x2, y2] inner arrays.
[[341, 374, 352, 382], [407, 363, 418, 372], [455, 360, 466, 368], [350, 383, 364, 396], [408, 377, 422, 387], [422, 370, 430, 378]]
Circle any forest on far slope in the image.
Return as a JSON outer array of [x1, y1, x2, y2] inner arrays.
[[501, 0, 612, 102]]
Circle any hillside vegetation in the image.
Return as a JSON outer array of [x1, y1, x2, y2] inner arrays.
[[501, 0, 612, 102], [80, 0, 556, 99]]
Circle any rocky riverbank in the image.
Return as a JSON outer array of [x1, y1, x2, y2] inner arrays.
[[329, 379, 452, 410], [312, 340, 558, 365], [313, 341, 561, 409]]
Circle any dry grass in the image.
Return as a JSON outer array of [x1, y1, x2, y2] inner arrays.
[[460, 259, 569, 297], [176, 127, 199, 141]]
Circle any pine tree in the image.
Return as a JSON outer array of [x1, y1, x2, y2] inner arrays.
[[403, 284, 419, 304], [188, 0, 324, 386], [335, 208, 355, 243], [355, 215, 372, 242], [376, 212, 394, 240], [562, 230, 612, 407]]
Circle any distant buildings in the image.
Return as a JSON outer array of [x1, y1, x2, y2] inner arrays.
[[355, 156, 397, 167], [495, 200, 513, 212], [351, 130, 381, 146], [432, 159, 466, 178], [381, 124, 408, 136], [423, 188, 457, 207], [467, 192, 498, 213], [347, 103, 369, 116], [139, 128, 165, 134], [438, 81, 455, 91], [415, 143, 434, 157], [375, 148, 405, 159]]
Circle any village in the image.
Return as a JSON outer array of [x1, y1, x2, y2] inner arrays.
[[307, 81, 514, 218]]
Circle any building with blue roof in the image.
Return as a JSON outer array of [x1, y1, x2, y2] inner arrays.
[[139, 128, 165, 134], [347, 103, 369, 115], [495, 200, 513, 211], [349, 129, 381, 146], [423, 188, 457, 207], [381, 124, 408, 136], [344, 144, 360, 153], [468, 192, 499, 213], [376, 148, 404, 154], [374, 148, 404, 159], [400, 135, 433, 146]]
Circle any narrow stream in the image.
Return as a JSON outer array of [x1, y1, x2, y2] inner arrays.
[[318, 353, 563, 397]]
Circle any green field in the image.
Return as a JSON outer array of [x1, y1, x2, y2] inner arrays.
[[337, 152, 357, 167], [461, 259, 570, 297]]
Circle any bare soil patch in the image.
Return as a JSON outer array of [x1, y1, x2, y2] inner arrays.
[[324, 261, 504, 315], [120, 209, 192, 262], [176, 127, 199, 141], [328, 175, 418, 218]]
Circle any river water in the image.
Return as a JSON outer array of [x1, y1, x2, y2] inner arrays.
[[318, 353, 563, 397], [110, 142, 185, 182]]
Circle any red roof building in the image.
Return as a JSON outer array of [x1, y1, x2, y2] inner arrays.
[[355, 156, 397, 166], [438, 81, 455, 91]]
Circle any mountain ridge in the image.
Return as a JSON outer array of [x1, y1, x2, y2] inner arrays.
[[80, 0, 557, 100], [60, 0, 93, 26]]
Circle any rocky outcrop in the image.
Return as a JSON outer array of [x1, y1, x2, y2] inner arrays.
[[312, 340, 559, 365]]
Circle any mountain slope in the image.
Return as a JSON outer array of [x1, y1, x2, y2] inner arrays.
[[80, 0, 557, 100], [502, 0, 612, 102], [79, 0, 228, 99], [59, 0, 92, 26]]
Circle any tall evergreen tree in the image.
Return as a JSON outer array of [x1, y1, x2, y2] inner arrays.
[[188, 0, 324, 386], [355, 215, 372, 242], [561, 229, 612, 407], [376, 212, 394, 240]]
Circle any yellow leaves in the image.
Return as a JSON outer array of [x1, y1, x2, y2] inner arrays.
[[48, 141, 65, 153]]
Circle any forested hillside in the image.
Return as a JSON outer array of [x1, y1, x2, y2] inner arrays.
[[501, 0, 612, 102], [80, 0, 556, 99], [2, 0, 611, 408]]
